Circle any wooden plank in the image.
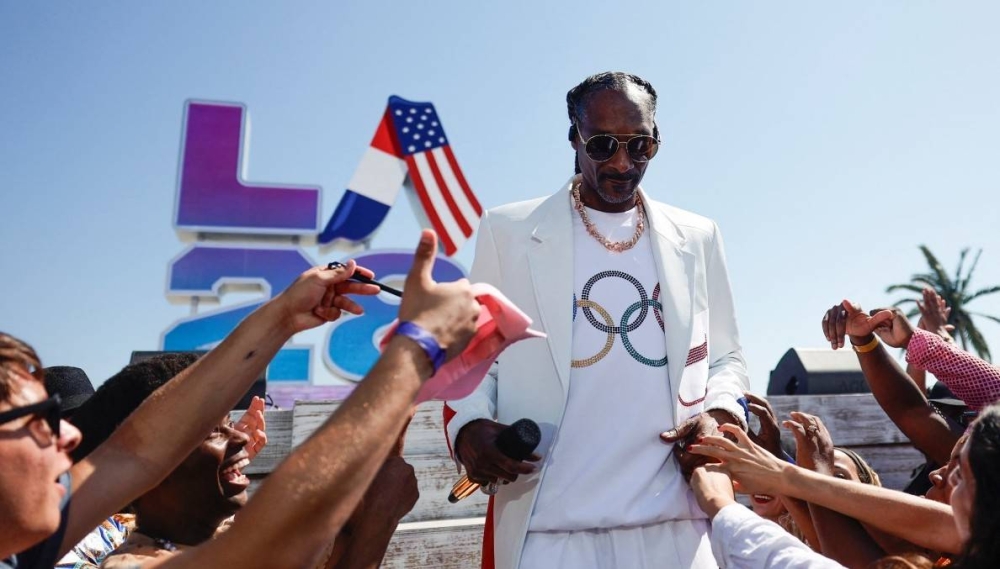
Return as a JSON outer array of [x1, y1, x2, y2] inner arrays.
[[246, 455, 489, 523], [765, 394, 910, 446], [382, 518, 484, 569], [400, 455, 489, 523], [291, 400, 450, 457], [841, 444, 925, 491]]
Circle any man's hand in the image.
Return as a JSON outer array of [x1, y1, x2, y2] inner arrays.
[[745, 392, 783, 459], [917, 287, 955, 343], [454, 419, 540, 485], [686, 424, 790, 496], [822, 300, 897, 349], [689, 466, 736, 519], [783, 412, 835, 474], [272, 259, 381, 334], [397, 230, 480, 362], [235, 396, 268, 462], [660, 409, 741, 479]]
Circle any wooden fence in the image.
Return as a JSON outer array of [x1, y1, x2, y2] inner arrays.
[[237, 393, 925, 568]]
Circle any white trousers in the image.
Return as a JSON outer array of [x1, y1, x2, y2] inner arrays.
[[519, 518, 717, 569]]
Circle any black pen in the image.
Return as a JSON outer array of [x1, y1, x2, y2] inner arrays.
[[326, 262, 403, 297]]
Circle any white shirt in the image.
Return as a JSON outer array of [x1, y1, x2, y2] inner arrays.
[[528, 204, 703, 531], [711, 504, 846, 569]]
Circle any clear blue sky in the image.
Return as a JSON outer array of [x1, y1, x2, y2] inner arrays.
[[2, 1, 999, 394]]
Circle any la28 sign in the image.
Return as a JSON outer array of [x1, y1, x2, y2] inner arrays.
[[162, 100, 479, 384]]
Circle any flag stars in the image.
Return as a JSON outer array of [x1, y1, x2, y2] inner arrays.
[[408, 145, 416, 152], [414, 133, 421, 140], [406, 117, 413, 123], [431, 121, 438, 127], [420, 115, 427, 121], [410, 108, 417, 114], [402, 127, 409, 133], [395, 110, 403, 116], [425, 141, 432, 148], [417, 123, 424, 130], [439, 137, 445, 143], [428, 129, 435, 135]]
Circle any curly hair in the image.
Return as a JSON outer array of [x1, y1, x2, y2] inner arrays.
[[69, 353, 199, 461], [565, 71, 659, 174], [0, 332, 43, 403]]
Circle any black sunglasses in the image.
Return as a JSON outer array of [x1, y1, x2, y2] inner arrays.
[[0, 394, 62, 439], [577, 127, 660, 163]]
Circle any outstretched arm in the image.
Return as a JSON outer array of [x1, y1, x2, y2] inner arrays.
[[689, 468, 845, 569], [65, 260, 380, 557], [704, 222, 751, 427], [823, 300, 958, 465], [152, 230, 479, 568], [907, 329, 1000, 412], [783, 413, 885, 567], [690, 425, 961, 555], [326, 418, 419, 569]]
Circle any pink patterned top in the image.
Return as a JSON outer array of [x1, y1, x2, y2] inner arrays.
[[906, 328, 1000, 411]]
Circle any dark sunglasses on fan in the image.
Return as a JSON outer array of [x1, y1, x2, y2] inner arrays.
[[576, 127, 660, 163], [0, 394, 62, 438]]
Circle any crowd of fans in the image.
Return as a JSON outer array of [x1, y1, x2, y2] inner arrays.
[[2, 229, 999, 568]]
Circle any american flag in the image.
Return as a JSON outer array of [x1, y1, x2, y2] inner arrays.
[[318, 96, 482, 256], [387, 97, 482, 256]]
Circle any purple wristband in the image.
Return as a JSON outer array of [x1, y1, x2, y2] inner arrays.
[[395, 321, 446, 373]]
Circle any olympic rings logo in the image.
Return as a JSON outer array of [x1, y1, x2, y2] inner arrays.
[[571, 270, 667, 368]]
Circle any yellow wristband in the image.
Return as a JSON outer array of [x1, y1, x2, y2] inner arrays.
[[852, 335, 880, 353]]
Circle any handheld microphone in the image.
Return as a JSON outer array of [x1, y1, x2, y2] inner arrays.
[[448, 418, 541, 503]]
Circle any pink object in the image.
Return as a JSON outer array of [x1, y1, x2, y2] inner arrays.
[[380, 283, 545, 404], [907, 328, 1000, 411]]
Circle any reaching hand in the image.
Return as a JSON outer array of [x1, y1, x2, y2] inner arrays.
[[272, 259, 381, 334], [455, 419, 540, 485], [783, 412, 835, 474], [917, 287, 955, 342], [689, 466, 736, 519], [397, 230, 480, 361], [660, 411, 736, 480], [745, 392, 783, 459], [822, 300, 896, 349], [235, 396, 268, 462], [687, 424, 789, 496], [866, 305, 916, 348]]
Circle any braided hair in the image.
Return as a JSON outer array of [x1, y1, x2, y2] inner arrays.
[[566, 72, 659, 174]]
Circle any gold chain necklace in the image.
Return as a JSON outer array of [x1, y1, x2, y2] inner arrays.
[[571, 181, 645, 253]]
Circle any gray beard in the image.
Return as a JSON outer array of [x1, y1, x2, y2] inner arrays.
[[596, 185, 638, 205]]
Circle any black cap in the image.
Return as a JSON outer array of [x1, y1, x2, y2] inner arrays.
[[928, 381, 967, 409], [44, 366, 95, 416]]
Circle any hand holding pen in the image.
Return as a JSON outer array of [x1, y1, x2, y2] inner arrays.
[[327, 261, 403, 297]]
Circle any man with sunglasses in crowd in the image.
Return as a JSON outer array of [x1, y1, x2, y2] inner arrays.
[[444, 71, 749, 568]]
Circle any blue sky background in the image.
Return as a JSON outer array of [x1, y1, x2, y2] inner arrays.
[[2, 1, 999, 394]]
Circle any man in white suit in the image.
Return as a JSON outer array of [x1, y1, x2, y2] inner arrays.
[[444, 72, 749, 569]]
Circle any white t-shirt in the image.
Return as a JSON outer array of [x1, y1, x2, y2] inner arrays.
[[528, 202, 703, 531]]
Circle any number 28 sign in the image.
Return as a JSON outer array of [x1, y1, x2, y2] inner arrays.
[[162, 99, 481, 387]]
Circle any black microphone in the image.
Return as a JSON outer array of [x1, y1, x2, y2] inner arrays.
[[449, 418, 541, 503]]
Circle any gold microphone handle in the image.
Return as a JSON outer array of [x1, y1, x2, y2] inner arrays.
[[449, 475, 481, 503]]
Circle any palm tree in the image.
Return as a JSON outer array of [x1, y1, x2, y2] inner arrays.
[[886, 245, 1000, 361]]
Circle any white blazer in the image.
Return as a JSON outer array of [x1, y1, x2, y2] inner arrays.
[[445, 177, 750, 569]]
